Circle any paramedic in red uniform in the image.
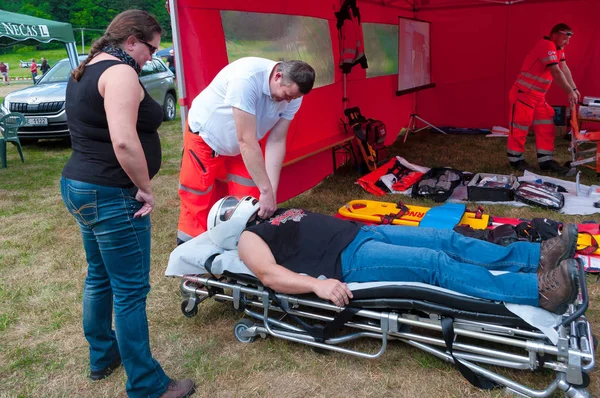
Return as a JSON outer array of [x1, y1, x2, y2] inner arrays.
[[177, 57, 316, 244], [507, 23, 579, 174]]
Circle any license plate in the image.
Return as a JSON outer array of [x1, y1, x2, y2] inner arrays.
[[26, 117, 48, 126]]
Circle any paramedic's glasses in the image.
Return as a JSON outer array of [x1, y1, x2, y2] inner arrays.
[[559, 30, 573, 37], [139, 39, 158, 55]]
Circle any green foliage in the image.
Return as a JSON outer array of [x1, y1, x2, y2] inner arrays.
[[14, 45, 37, 54], [3, 0, 173, 40]]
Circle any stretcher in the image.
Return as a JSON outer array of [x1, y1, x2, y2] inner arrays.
[[165, 233, 596, 398], [337, 199, 600, 257]]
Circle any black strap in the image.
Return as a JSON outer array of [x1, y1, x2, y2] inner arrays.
[[267, 288, 359, 342], [321, 306, 360, 340], [441, 317, 499, 390]]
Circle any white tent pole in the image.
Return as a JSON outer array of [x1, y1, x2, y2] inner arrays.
[[81, 28, 84, 54], [169, 0, 188, 135]]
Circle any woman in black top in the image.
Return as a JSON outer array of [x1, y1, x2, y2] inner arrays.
[[60, 10, 194, 398], [40, 57, 50, 74]]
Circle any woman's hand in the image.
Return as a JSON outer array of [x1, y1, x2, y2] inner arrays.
[[134, 188, 155, 218]]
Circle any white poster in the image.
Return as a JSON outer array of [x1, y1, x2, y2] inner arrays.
[[397, 17, 431, 93]]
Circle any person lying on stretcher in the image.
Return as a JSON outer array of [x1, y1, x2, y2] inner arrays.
[[208, 196, 580, 315]]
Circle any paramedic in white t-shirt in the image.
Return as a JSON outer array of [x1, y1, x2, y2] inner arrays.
[[177, 57, 316, 244]]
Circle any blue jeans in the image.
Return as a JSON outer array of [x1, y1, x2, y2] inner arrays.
[[340, 225, 540, 306], [60, 177, 170, 398]]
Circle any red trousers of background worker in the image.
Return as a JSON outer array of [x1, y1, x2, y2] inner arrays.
[[177, 122, 260, 243], [507, 86, 556, 167]]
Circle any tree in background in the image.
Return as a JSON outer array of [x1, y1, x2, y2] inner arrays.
[[2, 0, 172, 42]]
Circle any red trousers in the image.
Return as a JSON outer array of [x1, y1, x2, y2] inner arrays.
[[507, 86, 556, 165], [177, 123, 260, 242]]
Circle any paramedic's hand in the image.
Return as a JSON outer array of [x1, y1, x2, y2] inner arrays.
[[258, 191, 277, 219], [568, 90, 578, 107], [314, 279, 353, 307], [134, 188, 155, 218], [574, 89, 582, 103]]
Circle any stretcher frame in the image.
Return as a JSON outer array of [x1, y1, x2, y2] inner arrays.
[[174, 262, 595, 398]]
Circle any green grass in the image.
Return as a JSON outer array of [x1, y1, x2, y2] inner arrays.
[[0, 116, 598, 397], [0, 47, 74, 78], [0, 41, 173, 79]]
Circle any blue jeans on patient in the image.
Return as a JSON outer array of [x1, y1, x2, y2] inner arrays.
[[60, 176, 170, 398], [340, 225, 540, 306]]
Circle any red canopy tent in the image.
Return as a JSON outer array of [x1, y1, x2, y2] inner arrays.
[[167, 0, 599, 201]]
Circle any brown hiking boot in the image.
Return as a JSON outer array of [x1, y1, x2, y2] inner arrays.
[[538, 259, 578, 314], [537, 224, 578, 275], [159, 379, 196, 398]]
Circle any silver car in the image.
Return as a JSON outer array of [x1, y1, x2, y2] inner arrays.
[[1, 55, 177, 142]]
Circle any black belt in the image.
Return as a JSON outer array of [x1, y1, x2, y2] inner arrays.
[[188, 126, 218, 158]]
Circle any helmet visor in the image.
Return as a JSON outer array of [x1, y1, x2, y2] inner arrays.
[[217, 196, 240, 224]]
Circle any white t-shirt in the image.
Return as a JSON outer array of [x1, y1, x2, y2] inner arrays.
[[188, 57, 303, 156]]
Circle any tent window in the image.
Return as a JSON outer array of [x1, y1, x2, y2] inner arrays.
[[220, 11, 334, 88], [362, 23, 398, 78]]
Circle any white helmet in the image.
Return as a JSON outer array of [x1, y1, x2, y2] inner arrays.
[[207, 196, 260, 250], [207, 196, 260, 231]]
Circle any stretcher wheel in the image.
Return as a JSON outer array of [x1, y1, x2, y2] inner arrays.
[[181, 299, 198, 318], [233, 318, 256, 343]]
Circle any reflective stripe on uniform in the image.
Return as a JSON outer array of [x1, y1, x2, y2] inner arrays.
[[510, 121, 529, 131], [227, 174, 256, 187], [179, 182, 213, 195], [540, 55, 557, 63], [177, 230, 193, 242], [532, 119, 554, 125], [516, 79, 547, 93], [537, 149, 554, 163], [519, 72, 551, 84], [507, 150, 525, 162]]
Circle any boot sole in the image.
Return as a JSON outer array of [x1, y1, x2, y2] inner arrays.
[[539, 225, 578, 274], [553, 259, 579, 315], [548, 224, 579, 272], [561, 224, 579, 262]]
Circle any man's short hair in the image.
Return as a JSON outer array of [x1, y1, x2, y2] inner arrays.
[[277, 60, 316, 95], [550, 23, 573, 36]]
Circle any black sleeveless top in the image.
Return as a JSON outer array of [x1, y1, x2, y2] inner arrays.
[[245, 209, 362, 280], [62, 60, 162, 188]]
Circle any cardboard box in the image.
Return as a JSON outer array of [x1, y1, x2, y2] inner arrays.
[[579, 106, 600, 121]]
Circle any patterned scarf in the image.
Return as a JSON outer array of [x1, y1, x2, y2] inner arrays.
[[102, 45, 141, 75]]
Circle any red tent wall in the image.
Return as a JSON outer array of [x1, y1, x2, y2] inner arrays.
[[173, 0, 415, 201], [172, 0, 599, 202], [418, 0, 600, 128]]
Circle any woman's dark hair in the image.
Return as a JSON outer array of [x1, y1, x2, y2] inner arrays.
[[72, 9, 162, 81], [550, 23, 572, 36]]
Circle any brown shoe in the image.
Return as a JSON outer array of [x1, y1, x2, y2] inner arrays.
[[538, 259, 578, 314], [537, 224, 578, 275], [159, 379, 196, 398]]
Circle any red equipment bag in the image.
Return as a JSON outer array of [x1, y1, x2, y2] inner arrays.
[[367, 119, 386, 148]]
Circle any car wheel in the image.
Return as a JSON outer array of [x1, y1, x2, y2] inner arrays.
[[163, 93, 176, 121]]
